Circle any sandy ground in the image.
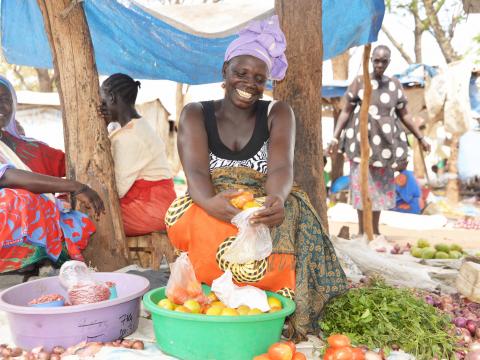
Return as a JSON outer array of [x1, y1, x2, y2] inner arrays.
[[329, 221, 480, 250]]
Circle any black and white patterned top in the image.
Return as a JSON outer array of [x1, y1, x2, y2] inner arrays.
[[340, 75, 409, 169], [201, 100, 270, 175]]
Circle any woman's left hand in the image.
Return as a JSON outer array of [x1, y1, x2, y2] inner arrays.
[[250, 194, 285, 227], [420, 138, 431, 152]]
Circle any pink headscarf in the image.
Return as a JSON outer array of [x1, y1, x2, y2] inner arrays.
[[224, 15, 288, 81]]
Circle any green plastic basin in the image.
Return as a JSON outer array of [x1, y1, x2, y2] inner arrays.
[[143, 285, 295, 360]]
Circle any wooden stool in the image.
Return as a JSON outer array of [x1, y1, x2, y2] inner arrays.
[[127, 231, 176, 270]]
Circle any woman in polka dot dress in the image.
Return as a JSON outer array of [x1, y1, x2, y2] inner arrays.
[[328, 45, 430, 237]]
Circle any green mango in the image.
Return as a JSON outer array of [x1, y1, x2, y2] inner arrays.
[[449, 244, 463, 253], [435, 251, 450, 259], [417, 239, 431, 248], [410, 247, 423, 258], [449, 250, 462, 259], [434, 244, 450, 253], [421, 247, 436, 259]]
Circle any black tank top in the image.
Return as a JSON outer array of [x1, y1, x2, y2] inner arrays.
[[201, 100, 270, 174]]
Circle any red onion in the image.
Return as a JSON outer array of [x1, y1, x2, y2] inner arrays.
[[467, 320, 478, 336], [461, 328, 473, 344], [454, 317, 468, 328], [470, 342, 480, 352], [475, 328, 480, 339], [364, 351, 382, 360], [425, 295, 435, 306], [466, 350, 480, 360]]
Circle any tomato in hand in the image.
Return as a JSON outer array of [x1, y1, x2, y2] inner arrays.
[[230, 191, 254, 209]]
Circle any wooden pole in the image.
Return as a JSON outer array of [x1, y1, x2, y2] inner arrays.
[[37, 0, 129, 270], [359, 45, 374, 241], [446, 134, 460, 204], [274, 0, 329, 231]]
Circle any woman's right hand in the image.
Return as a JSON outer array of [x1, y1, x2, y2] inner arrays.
[[202, 189, 244, 223], [75, 185, 105, 217]]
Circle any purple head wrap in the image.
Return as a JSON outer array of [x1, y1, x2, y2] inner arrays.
[[224, 15, 288, 81]]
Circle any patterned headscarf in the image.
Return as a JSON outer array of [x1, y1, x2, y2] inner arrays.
[[0, 75, 22, 138], [224, 15, 288, 81]]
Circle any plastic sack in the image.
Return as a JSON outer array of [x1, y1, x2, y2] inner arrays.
[[165, 252, 208, 305], [211, 271, 270, 312], [222, 207, 272, 264], [59, 261, 110, 305], [331, 236, 444, 291]]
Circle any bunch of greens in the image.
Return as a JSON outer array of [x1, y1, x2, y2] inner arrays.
[[319, 279, 457, 359]]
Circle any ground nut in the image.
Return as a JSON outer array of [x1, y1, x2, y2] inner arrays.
[[51, 346, 65, 355], [131, 340, 145, 350], [121, 340, 133, 348], [37, 350, 51, 360], [1, 347, 12, 357], [10, 348, 22, 357]]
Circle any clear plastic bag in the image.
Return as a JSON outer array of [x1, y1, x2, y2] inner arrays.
[[222, 207, 272, 264], [165, 253, 208, 305], [59, 261, 110, 305]]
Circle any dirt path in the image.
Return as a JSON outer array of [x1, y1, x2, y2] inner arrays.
[[329, 221, 480, 250]]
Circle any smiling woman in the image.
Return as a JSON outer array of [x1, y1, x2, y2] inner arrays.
[[165, 16, 347, 341]]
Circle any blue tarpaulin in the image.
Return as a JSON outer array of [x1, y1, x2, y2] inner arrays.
[[1, 0, 384, 85]]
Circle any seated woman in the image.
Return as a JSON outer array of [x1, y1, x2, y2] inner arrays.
[[166, 16, 347, 340], [2, 81, 66, 178], [0, 76, 104, 275], [393, 170, 424, 214], [100, 73, 176, 236]]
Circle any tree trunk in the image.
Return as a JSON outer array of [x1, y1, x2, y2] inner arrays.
[[413, 16, 424, 63], [332, 51, 349, 81], [37, 0, 129, 270], [422, 0, 460, 63], [274, 0, 328, 231], [35, 68, 54, 92]]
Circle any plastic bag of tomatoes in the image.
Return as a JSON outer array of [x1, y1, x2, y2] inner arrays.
[[165, 253, 208, 305]]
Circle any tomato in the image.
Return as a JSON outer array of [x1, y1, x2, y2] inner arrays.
[[268, 342, 293, 360], [324, 347, 336, 360], [243, 200, 261, 210], [292, 352, 307, 360], [327, 334, 351, 348], [351, 348, 365, 360], [230, 192, 254, 209], [283, 341, 296, 355], [332, 346, 354, 360], [253, 354, 271, 360]]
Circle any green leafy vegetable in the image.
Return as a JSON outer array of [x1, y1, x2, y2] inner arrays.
[[319, 279, 457, 359]]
